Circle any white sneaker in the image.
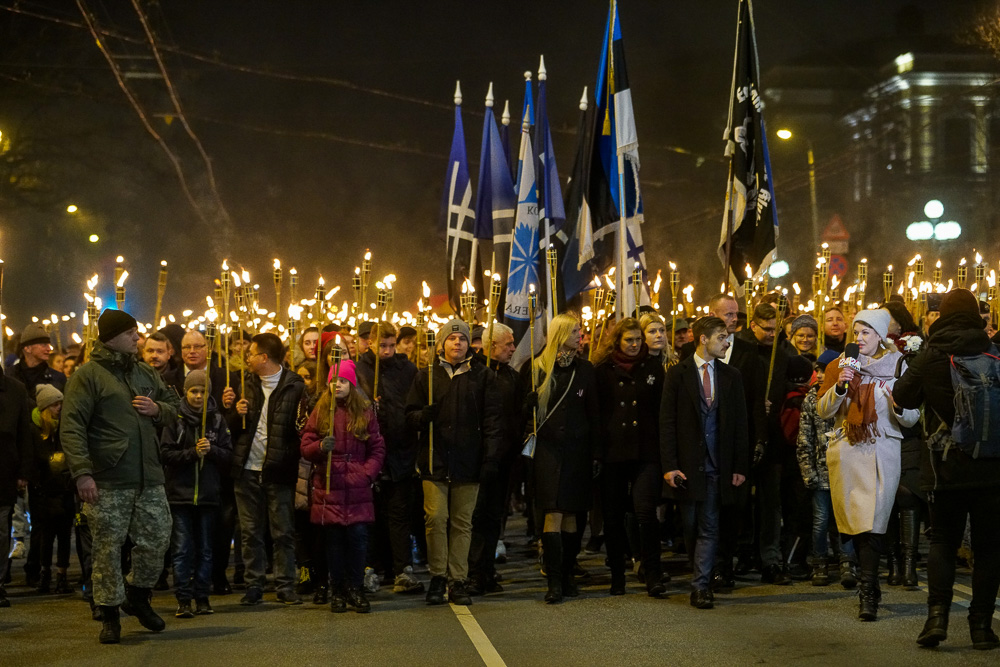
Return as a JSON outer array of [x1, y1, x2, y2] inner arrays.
[[363, 567, 381, 594], [9, 540, 26, 560], [494, 540, 507, 564]]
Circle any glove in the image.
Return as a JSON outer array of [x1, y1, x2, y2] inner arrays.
[[753, 441, 766, 466], [421, 403, 440, 425], [321, 436, 335, 453], [480, 460, 500, 485], [524, 391, 538, 410], [592, 460, 603, 479]]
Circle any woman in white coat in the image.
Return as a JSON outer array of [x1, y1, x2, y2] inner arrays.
[[817, 308, 920, 622]]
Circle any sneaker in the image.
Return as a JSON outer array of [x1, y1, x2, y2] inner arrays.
[[9, 540, 26, 560], [393, 567, 425, 594], [195, 598, 214, 615], [448, 580, 472, 606], [495, 540, 507, 564], [240, 587, 263, 606], [363, 567, 381, 594], [277, 590, 303, 605], [175, 600, 195, 618]]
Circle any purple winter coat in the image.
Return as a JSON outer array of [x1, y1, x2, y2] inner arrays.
[[300, 402, 385, 526]]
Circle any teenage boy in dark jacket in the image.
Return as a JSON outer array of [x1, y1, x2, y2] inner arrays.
[[356, 322, 423, 594], [405, 318, 503, 606], [895, 289, 1000, 651], [161, 370, 233, 618]]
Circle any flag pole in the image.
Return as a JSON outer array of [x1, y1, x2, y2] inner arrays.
[[426, 328, 436, 475], [721, 0, 745, 291], [469, 82, 490, 298], [327, 344, 342, 492]]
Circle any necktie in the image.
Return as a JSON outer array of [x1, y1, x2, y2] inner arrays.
[[702, 363, 713, 406]]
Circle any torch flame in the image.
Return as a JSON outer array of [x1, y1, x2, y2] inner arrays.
[[241, 269, 250, 282], [669, 261, 677, 271], [222, 259, 229, 270], [161, 260, 167, 267], [116, 270, 129, 287], [274, 259, 280, 270], [960, 258, 967, 267], [976, 252, 983, 265], [422, 281, 430, 299], [364, 251, 372, 261], [116, 255, 124, 263], [319, 276, 325, 287]]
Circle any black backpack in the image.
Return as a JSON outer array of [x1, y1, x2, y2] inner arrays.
[[927, 345, 1000, 459]]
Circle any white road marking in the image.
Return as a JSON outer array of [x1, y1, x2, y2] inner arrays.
[[450, 603, 507, 666]]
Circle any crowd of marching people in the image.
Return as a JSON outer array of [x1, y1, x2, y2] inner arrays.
[[1, 287, 999, 651]]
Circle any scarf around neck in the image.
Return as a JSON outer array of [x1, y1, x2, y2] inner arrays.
[[819, 346, 900, 444]]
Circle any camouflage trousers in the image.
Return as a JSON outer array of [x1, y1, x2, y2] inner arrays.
[[83, 485, 171, 606]]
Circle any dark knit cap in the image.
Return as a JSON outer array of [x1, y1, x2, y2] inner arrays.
[[98, 308, 138, 343], [184, 369, 210, 394], [786, 354, 814, 384], [397, 326, 417, 341], [939, 289, 980, 321]]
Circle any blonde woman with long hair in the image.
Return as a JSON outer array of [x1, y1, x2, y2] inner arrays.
[[521, 313, 599, 604]]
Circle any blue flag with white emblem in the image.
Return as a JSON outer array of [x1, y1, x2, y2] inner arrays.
[[534, 61, 567, 319], [442, 101, 478, 314], [505, 113, 543, 369]]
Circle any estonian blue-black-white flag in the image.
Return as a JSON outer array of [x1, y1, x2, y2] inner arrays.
[[534, 57, 567, 319]]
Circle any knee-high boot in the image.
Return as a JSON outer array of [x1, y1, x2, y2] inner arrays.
[[900, 508, 920, 589], [561, 531, 580, 598], [541, 533, 563, 604]]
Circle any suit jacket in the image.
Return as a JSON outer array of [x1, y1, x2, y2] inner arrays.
[[660, 354, 749, 505], [680, 335, 765, 450]]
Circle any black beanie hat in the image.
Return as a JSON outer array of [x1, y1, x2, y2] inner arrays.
[[786, 354, 814, 385], [98, 309, 138, 343]]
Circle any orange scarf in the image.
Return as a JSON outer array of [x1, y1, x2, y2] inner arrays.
[[819, 357, 880, 444]]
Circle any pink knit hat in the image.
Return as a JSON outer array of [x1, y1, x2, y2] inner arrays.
[[328, 359, 357, 387]]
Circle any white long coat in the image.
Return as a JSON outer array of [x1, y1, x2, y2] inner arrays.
[[817, 353, 920, 535]]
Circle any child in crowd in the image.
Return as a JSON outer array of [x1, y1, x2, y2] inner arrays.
[[300, 360, 385, 613], [161, 370, 233, 618]]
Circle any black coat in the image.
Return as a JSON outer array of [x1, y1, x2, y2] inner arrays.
[[29, 419, 74, 516], [474, 354, 527, 464], [521, 358, 600, 513], [681, 335, 766, 451], [0, 368, 32, 505], [357, 351, 419, 482], [595, 351, 664, 464], [660, 355, 749, 505], [228, 368, 305, 485], [9, 360, 66, 401], [736, 329, 792, 463], [894, 312, 1000, 491], [161, 397, 233, 506], [405, 356, 503, 484]]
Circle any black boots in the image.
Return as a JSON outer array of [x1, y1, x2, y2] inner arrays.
[[970, 615, 1000, 651], [900, 509, 920, 589], [346, 587, 371, 613], [99, 606, 121, 644], [858, 581, 880, 621], [122, 584, 166, 632], [916, 604, 949, 647], [37, 568, 52, 594], [541, 533, 563, 603], [425, 575, 447, 605], [561, 532, 580, 598]]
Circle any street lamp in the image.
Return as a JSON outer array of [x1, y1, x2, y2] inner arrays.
[[67, 204, 78, 214], [777, 128, 819, 248]]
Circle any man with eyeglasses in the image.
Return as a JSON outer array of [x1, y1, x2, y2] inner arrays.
[[739, 302, 796, 585], [163, 330, 237, 412]]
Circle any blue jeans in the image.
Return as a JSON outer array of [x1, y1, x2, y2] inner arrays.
[[680, 474, 720, 591], [323, 524, 369, 589], [811, 489, 855, 563], [171, 505, 215, 601], [233, 470, 297, 595]]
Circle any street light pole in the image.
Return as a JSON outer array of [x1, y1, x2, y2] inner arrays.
[[807, 140, 819, 249]]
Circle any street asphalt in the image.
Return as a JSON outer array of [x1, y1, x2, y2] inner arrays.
[[2, 521, 997, 666]]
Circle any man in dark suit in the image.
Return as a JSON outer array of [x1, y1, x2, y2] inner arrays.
[[662, 316, 749, 609], [680, 293, 765, 586]]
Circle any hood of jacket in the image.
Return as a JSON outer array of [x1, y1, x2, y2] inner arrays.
[[927, 313, 990, 356]]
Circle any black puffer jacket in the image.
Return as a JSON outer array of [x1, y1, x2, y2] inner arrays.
[[894, 312, 1000, 491], [161, 396, 233, 506], [9, 360, 66, 400], [358, 351, 419, 482], [229, 368, 305, 485], [405, 356, 503, 484], [595, 348, 664, 464]]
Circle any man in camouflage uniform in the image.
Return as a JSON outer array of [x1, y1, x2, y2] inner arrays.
[[61, 309, 180, 644]]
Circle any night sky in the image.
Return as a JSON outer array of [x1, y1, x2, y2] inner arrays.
[[0, 0, 988, 329]]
